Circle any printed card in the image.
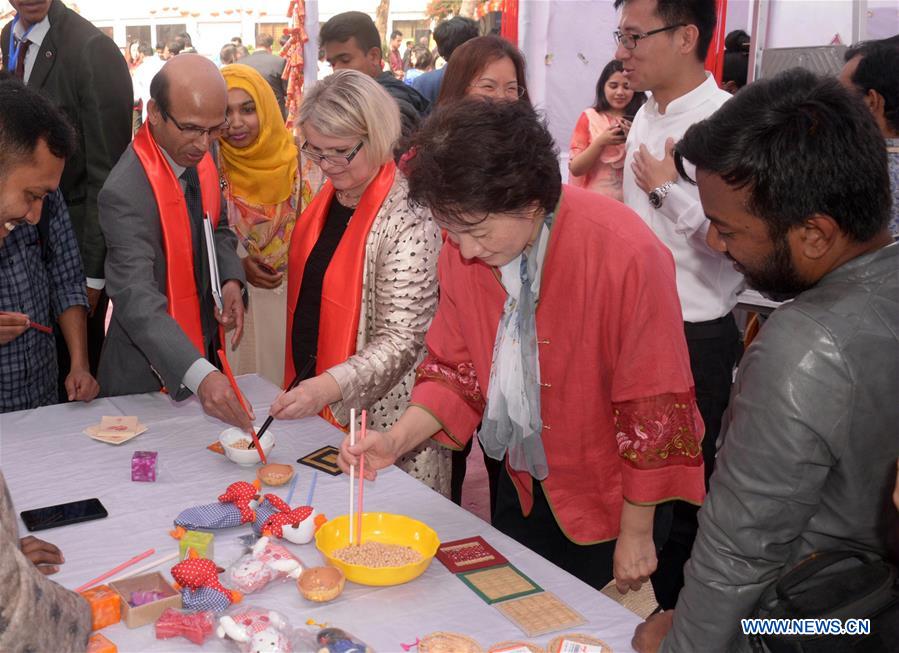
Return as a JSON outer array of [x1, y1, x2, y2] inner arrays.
[[436, 535, 508, 573]]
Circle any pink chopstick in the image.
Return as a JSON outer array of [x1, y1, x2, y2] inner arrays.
[[74, 548, 155, 593], [355, 410, 367, 545]]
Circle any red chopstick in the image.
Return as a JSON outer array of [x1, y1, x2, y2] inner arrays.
[[29, 321, 54, 334], [217, 348, 266, 464]]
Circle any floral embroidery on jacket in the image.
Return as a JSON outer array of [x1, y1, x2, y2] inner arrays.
[[415, 353, 486, 412], [614, 390, 704, 469]]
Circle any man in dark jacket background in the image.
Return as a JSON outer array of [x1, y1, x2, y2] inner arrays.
[[319, 11, 429, 137], [242, 33, 288, 119]]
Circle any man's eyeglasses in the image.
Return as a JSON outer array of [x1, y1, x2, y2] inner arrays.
[[469, 81, 527, 99], [301, 141, 364, 169], [614, 24, 686, 50], [161, 109, 229, 140]]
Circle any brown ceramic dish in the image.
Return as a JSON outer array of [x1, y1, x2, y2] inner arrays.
[[297, 566, 345, 602]]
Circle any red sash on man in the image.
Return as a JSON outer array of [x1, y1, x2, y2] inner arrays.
[[284, 162, 396, 426], [132, 123, 221, 355]]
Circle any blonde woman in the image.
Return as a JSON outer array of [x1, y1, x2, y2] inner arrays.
[[269, 70, 448, 496]]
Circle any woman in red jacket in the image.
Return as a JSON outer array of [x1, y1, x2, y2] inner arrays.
[[338, 99, 705, 592]]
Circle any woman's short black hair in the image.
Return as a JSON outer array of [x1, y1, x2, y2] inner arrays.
[[592, 59, 646, 117], [675, 67, 891, 242], [404, 98, 561, 227]]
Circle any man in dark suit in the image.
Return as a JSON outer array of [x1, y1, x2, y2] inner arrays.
[[1, 0, 133, 390], [98, 55, 251, 430], [242, 33, 288, 118]]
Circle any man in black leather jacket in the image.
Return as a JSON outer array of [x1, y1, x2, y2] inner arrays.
[[632, 68, 899, 652]]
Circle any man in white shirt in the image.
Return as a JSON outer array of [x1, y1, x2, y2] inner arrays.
[[132, 42, 165, 124], [615, 0, 743, 610]]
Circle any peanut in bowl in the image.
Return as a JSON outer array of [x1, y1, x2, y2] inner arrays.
[[219, 426, 275, 466], [315, 512, 440, 586]]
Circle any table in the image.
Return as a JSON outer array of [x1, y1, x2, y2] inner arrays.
[[1, 375, 641, 652]]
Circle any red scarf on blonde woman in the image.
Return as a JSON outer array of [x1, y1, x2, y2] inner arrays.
[[132, 123, 221, 355], [284, 161, 396, 428]]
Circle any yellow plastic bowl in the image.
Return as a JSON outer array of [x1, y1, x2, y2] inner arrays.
[[315, 512, 440, 586]]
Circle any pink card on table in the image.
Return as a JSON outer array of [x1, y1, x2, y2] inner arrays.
[[436, 535, 508, 573], [84, 416, 147, 445], [97, 416, 140, 437]]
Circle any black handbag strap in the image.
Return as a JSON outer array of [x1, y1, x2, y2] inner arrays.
[[775, 551, 873, 601]]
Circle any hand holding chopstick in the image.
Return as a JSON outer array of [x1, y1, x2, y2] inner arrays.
[[0, 311, 52, 343], [250, 356, 316, 449], [217, 349, 266, 464]]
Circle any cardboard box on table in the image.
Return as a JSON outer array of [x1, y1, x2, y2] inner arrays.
[[109, 572, 181, 628]]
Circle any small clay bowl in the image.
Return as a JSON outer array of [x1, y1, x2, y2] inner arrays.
[[297, 566, 345, 602], [257, 463, 294, 487]]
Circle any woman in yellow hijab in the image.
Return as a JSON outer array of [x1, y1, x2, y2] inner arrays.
[[219, 63, 317, 384]]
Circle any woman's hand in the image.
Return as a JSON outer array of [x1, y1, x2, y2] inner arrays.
[[337, 428, 401, 481], [596, 121, 628, 147], [570, 120, 629, 177], [613, 529, 657, 594], [270, 373, 341, 420], [242, 256, 283, 290], [613, 501, 657, 593]]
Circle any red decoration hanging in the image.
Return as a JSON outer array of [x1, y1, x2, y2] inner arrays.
[[281, 0, 309, 130], [705, 0, 728, 85]]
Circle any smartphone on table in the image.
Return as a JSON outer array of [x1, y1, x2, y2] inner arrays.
[[20, 498, 108, 532]]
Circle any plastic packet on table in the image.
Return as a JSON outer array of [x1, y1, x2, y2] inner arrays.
[[216, 607, 301, 653], [306, 627, 376, 653], [155, 608, 216, 645], [226, 535, 304, 593]]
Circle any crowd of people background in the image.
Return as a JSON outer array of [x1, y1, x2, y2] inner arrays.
[[1, 0, 898, 651]]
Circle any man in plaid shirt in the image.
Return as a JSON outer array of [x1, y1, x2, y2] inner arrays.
[[0, 76, 98, 412]]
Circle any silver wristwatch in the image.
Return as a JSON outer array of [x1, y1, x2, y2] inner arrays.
[[648, 181, 673, 209]]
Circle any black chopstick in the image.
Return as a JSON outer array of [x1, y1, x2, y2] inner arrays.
[[251, 356, 316, 448]]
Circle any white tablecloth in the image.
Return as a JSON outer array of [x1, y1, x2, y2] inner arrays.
[[0, 375, 640, 652]]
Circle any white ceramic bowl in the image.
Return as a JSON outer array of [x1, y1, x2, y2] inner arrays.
[[219, 426, 275, 466]]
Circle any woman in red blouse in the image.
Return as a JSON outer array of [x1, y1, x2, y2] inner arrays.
[[338, 99, 705, 592]]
